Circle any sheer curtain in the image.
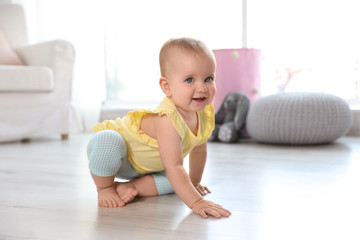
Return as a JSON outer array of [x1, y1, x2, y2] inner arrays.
[[17, 0, 106, 131]]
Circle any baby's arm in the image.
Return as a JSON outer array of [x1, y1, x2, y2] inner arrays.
[[189, 142, 211, 196], [156, 116, 231, 219]]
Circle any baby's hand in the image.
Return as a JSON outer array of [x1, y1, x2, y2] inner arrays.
[[193, 183, 211, 196], [192, 199, 231, 219]]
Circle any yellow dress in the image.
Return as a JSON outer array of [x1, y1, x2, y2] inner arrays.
[[91, 97, 215, 174]]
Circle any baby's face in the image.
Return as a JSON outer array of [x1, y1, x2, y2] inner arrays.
[[164, 48, 216, 113]]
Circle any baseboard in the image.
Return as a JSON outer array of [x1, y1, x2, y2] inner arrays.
[[346, 109, 360, 136], [100, 107, 133, 122]]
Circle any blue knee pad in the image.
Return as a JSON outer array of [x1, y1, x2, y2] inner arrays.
[[87, 130, 128, 177], [152, 171, 175, 195], [87, 130, 174, 195]]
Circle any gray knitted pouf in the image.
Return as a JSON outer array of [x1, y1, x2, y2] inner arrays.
[[246, 92, 353, 145]]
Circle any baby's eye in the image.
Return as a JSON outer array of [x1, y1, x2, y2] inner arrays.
[[186, 77, 194, 83], [205, 77, 214, 82]]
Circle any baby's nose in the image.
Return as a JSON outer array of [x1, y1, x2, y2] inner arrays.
[[197, 82, 207, 92]]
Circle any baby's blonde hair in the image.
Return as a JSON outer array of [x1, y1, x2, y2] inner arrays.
[[159, 37, 215, 77]]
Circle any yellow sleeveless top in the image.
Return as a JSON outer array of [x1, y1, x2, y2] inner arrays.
[[91, 97, 215, 174]]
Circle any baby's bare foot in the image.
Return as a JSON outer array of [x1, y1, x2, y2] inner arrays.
[[97, 186, 125, 208], [115, 182, 139, 204]]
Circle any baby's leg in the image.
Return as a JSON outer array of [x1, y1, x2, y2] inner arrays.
[[116, 175, 158, 198], [116, 171, 174, 198], [87, 130, 138, 207]]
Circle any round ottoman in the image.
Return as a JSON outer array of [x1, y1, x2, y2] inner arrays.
[[246, 92, 353, 145]]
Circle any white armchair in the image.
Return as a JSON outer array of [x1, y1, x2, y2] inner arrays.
[[0, 4, 76, 142]]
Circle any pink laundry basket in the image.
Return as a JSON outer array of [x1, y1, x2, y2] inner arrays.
[[212, 48, 261, 111]]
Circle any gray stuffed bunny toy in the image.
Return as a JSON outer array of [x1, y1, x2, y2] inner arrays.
[[209, 91, 250, 143]]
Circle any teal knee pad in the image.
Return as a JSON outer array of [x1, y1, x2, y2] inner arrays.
[[87, 130, 128, 177], [152, 171, 174, 195]]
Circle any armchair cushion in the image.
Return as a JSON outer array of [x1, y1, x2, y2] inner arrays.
[[0, 31, 24, 65], [0, 65, 54, 92], [15, 39, 75, 68]]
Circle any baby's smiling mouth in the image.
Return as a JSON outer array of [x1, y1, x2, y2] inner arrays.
[[192, 97, 206, 102]]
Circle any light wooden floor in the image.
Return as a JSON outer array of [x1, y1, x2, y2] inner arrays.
[[1, 134, 360, 240]]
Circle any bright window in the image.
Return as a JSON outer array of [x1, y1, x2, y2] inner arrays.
[[104, 0, 360, 105], [248, 0, 360, 101], [104, 0, 243, 105]]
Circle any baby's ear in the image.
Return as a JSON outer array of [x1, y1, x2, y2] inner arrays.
[[159, 77, 171, 96]]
